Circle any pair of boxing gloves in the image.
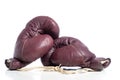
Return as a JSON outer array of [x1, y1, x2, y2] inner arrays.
[[5, 16, 111, 71]]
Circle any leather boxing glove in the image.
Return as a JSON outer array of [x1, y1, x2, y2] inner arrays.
[[5, 16, 60, 70], [41, 37, 111, 71]]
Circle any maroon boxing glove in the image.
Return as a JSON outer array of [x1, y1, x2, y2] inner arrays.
[[41, 37, 111, 71], [5, 16, 59, 70]]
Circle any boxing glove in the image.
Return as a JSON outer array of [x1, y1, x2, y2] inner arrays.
[[5, 16, 60, 70], [41, 37, 111, 71]]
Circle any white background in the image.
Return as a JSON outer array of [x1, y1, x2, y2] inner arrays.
[[0, 0, 120, 80]]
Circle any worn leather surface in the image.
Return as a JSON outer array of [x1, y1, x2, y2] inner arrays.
[[41, 37, 111, 71], [5, 16, 59, 70]]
